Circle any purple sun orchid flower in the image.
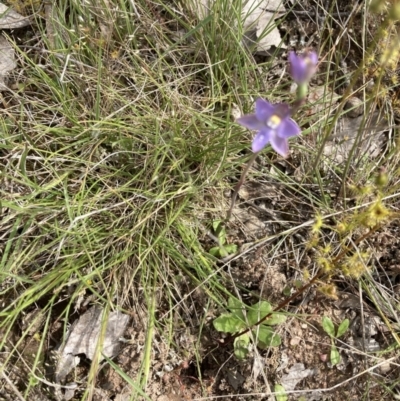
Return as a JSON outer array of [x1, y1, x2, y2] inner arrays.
[[237, 99, 301, 157], [288, 50, 318, 84]]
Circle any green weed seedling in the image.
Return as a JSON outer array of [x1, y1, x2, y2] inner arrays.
[[213, 298, 286, 359], [209, 220, 237, 258], [274, 384, 287, 401], [322, 316, 350, 366]]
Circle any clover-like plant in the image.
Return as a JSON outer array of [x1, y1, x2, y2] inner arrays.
[[213, 298, 286, 359], [209, 220, 237, 258], [322, 316, 349, 366]]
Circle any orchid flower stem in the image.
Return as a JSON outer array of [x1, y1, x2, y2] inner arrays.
[[226, 152, 259, 222], [290, 97, 306, 116]]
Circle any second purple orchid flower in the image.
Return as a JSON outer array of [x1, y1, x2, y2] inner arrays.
[[288, 50, 318, 84], [237, 50, 318, 157]]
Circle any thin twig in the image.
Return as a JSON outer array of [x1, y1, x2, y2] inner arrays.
[[0, 368, 25, 401]]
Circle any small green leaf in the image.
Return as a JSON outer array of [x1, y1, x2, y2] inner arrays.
[[248, 301, 272, 326], [294, 280, 303, 288], [224, 244, 238, 254], [227, 298, 245, 321], [255, 325, 281, 348], [228, 297, 242, 309], [209, 246, 221, 257], [234, 334, 250, 360], [212, 220, 226, 244], [330, 343, 340, 366], [263, 312, 286, 326], [213, 314, 244, 333], [219, 246, 228, 257], [322, 316, 335, 338], [234, 344, 249, 360], [218, 229, 227, 244], [212, 220, 221, 231], [274, 384, 287, 401], [336, 319, 349, 338]]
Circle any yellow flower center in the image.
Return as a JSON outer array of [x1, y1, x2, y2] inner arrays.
[[304, 56, 314, 66], [267, 114, 281, 129]]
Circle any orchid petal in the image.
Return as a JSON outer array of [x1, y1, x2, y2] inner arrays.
[[255, 99, 274, 122], [273, 103, 291, 120], [308, 51, 318, 66], [288, 51, 298, 67], [252, 128, 271, 153], [288, 52, 306, 82], [277, 118, 301, 138], [236, 114, 264, 130], [289, 50, 318, 83], [270, 134, 289, 157]]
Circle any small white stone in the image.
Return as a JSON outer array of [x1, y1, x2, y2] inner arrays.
[[163, 364, 173, 372], [344, 97, 364, 118], [379, 360, 391, 374]]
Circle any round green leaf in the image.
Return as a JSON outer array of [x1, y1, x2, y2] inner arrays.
[[263, 312, 286, 326], [224, 244, 238, 254], [228, 298, 245, 321], [274, 384, 287, 401], [322, 316, 335, 338], [213, 315, 244, 333], [209, 247, 221, 257], [234, 334, 250, 360], [248, 301, 272, 326], [255, 325, 281, 348]]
